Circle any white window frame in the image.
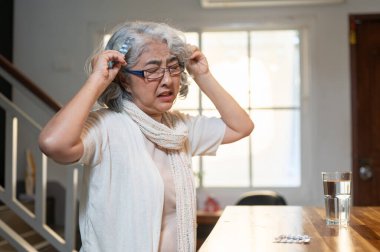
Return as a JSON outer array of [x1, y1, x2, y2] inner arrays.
[[191, 20, 314, 208]]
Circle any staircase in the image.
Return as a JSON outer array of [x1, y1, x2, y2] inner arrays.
[[0, 201, 59, 251], [0, 54, 80, 252]]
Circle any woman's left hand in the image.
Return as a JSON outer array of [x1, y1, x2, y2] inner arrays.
[[186, 44, 210, 79], [185, 45, 254, 144]]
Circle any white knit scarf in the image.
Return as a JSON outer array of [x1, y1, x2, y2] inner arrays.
[[122, 100, 196, 252]]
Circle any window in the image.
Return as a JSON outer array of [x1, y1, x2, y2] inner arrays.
[[174, 30, 301, 188]]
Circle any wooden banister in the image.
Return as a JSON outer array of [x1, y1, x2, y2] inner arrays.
[[0, 54, 62, 112]]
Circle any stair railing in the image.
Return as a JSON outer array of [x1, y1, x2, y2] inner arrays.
[[0, 54, 79, 252]]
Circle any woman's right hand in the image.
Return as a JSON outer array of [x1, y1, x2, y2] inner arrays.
[[39, 50, 127, 164], [90, 50, 127, 86]]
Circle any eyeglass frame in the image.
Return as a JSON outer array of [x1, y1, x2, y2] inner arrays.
[[122, 62, 185, 81]]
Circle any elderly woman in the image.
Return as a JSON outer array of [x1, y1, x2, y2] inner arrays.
[[39, 21, 254, 252]]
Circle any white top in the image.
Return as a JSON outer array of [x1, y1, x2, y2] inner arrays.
[[77, 109, 225, 252]]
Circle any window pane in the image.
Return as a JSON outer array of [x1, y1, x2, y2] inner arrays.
[[250, 30, 300, 108], [180, 109, 201, 187], [202, 32, 250, 109], [172, 81, 199, 110], [251, 109, 300, 187], [203, 138, 250, 187], [201, 110, 250, 187], [185, 32, 199, 47]]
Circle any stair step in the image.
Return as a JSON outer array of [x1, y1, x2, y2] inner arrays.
[[0, 203, 61, 251], [0, 202, 35, 235]]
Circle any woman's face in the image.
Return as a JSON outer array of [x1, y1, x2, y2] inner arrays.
[[125, 40, 181, 122]]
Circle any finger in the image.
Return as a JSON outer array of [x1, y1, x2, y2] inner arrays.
[[106, 50, 127, 63], [101, 51, 127, 70], [188, 51, 204, 64], [186, 44, 199, 55]]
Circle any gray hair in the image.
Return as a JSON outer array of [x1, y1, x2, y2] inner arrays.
[[85, 21, 191, 112]]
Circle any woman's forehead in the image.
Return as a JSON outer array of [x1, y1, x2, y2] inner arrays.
[[138, 42, 178, 65]]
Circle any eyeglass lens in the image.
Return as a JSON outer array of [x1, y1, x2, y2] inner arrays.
[[145, 65, 183, 80]]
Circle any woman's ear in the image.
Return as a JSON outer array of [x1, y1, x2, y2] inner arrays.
[[124, 83, 132, 93], [118, 73, 132, 93]]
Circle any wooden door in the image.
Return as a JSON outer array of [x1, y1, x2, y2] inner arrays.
[[350, 14, 380, 206]]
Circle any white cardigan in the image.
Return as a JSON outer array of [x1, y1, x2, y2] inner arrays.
[[77, 109, 225, 252]]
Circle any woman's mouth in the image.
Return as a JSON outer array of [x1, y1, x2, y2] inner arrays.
[[157, 91, 174, 102]]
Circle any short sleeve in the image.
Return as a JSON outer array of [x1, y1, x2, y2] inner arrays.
[[185, 114, 226, 156], [76, 111, 106, 166]]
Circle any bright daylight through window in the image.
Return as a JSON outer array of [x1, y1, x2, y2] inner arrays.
[[104, 29, 301, 188]]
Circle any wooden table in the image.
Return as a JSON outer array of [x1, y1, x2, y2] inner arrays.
[[198, 206, 380, 252]]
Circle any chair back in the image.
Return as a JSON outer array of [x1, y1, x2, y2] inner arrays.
[[236, 190, 287, 205]]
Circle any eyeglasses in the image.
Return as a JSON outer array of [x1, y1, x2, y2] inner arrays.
[[123, 63, 184, 81]]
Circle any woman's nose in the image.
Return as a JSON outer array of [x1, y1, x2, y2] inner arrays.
[[159, 69, 173, 86]]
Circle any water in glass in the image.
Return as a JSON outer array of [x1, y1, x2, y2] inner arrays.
[[323, 178, 351, 225]]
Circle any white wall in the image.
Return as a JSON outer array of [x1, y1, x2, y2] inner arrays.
[[13, 0, 380, 207]]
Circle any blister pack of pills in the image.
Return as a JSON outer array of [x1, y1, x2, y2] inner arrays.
[[273, 234, 311, 243]]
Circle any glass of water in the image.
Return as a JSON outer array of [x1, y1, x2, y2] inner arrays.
[[322, 171, 352, 225]]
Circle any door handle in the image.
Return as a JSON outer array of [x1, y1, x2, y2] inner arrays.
[[359, 166, 373, 181]]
